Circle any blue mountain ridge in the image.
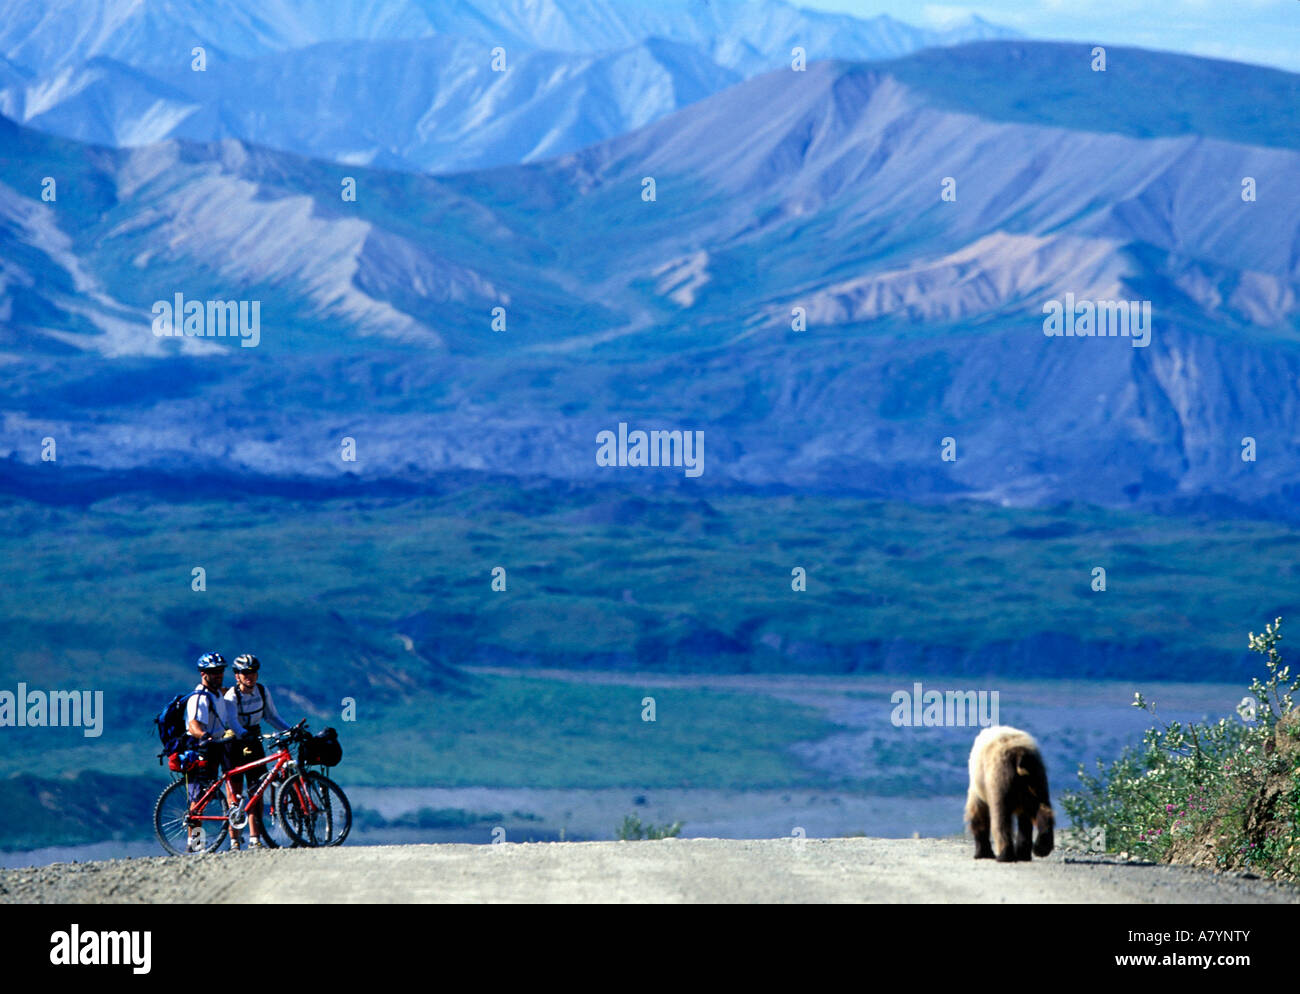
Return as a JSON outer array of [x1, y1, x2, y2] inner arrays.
[[0, 1, 1021, 173], [0, 41, 1297, 522]]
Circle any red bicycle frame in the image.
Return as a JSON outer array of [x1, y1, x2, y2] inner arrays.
[[186, 743, 295, 825]]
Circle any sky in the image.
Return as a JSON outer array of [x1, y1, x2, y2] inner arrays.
[[801, 0, 1300, 72]]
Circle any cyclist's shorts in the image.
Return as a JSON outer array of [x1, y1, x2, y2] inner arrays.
[[228, 734, 265, 791]]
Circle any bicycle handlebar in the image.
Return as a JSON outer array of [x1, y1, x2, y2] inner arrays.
[[262, 719, 310, 748]]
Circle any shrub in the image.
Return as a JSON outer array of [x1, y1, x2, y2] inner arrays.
[[616, 814, 683, 840], [1063, 617, 1300, 881]]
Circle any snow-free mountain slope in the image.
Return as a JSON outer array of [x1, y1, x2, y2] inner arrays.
[[876, 41, 1300, 151]]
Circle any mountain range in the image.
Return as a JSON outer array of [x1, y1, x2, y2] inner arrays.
[[3, 39, 1299, 521], [0, 0, 1017, 75], [6, 5, 1300, 851], [0, 0, 1018, 172]]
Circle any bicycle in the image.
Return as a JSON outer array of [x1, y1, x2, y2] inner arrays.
[[154, 720, 351, 854], [163, 744, 294, 851]]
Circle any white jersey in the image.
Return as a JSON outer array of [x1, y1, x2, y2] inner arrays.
[[186, 684, 246, 738], [225, 683, 290, 733]]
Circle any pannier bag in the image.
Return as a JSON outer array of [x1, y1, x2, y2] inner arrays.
[[300, 727, 342, 767]]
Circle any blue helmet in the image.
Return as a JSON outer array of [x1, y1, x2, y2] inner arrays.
[[196, 651, 227, 672]]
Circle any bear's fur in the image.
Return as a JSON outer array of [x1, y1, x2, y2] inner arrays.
[[965, 725, 1054, 862]]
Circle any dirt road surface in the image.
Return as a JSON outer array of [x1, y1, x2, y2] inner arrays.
[[2, 838, 1296, 903]]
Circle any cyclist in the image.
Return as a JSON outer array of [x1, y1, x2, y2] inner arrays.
[[185, 652, 249, 851], [224, 653, 291, 848]]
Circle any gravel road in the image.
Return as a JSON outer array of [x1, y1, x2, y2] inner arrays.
[[2, 838, 1297, 903]]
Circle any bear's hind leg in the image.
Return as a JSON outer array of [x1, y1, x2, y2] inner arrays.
[[966, 794, 993, 859], [1014, 812, 1034, 861], [990, 800, 1015, 862]]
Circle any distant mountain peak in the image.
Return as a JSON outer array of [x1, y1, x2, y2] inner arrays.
[[0, 0, 1022, 173]]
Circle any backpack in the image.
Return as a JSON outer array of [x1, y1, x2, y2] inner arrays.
[[154, 690, 201, 764]]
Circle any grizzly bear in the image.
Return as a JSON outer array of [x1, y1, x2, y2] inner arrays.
[[965, 725, 1054, 861]]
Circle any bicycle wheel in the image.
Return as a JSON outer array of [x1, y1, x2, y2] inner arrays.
[[154, 779, 230, 856], [277, 772, 351, 847], [252, 780, 298, 849]]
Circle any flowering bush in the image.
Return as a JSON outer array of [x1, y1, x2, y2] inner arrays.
[[1063, 618, 1300, 881]]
